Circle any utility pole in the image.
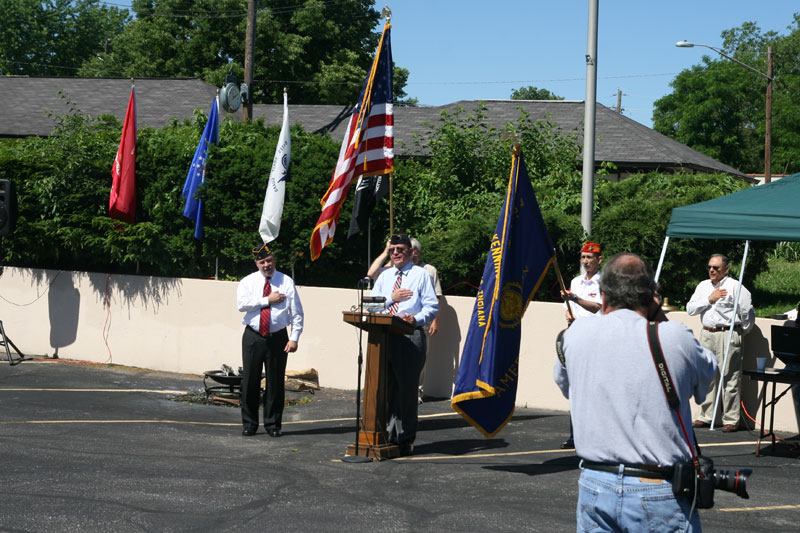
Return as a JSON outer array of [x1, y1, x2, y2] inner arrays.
[[243, 0, 258, 121], [765, 45, 772, 183], [581, 0, 598, 236], [676, 40, 774, 184], [616, 88, 622, 113]]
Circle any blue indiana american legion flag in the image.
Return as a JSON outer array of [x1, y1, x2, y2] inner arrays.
[[451, 149, 555, 437], [182, 97, 220, 240]]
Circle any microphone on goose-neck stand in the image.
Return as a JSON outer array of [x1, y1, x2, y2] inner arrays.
[[343, 276, 380, 463]]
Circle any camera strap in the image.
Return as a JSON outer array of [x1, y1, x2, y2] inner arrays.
[[646, 322, 702, 469]]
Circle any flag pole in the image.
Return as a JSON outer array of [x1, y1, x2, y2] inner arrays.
[[553, 253, 575, 321], [389, 173, 394, 235]]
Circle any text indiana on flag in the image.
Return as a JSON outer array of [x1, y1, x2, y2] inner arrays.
[[451, 148, 555, 438], [309, 22, 394, 261]]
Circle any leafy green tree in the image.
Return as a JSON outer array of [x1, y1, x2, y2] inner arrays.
[[79, 0, 409, 105], [390, 103, 589, 295], [591, 172, 769, 307], [0, 96, 769, 304], [653, 16, 800, 175], [510, 86, 564, 100], [0, 0, 128, 76]]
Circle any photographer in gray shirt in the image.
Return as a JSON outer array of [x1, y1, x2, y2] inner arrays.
[[554, 253, 716, 532]]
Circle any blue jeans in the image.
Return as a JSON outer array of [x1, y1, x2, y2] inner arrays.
[[577, 464, 701, 532]]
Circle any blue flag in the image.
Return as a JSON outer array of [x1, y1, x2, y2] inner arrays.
[[451, 149, 555, 437], [182, 97, 220, 240]]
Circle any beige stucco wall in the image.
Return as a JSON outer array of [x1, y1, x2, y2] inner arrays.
[[0, 266, 796, 433]]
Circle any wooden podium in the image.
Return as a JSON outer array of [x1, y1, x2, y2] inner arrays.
[[342, 311, 414, 460]]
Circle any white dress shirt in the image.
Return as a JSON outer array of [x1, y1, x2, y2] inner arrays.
[[236, 270, 304, 342], [686, 275, 754, 332], [371, 262, 439, 326], [565, 272, 602, 319]]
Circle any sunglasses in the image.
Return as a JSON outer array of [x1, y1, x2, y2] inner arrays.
[[389, 247, 409, 254], [706, 265, 722, 271]]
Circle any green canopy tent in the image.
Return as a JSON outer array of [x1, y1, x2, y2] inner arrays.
[[664, 172, 800, 242], [653, 172, 800, 430]]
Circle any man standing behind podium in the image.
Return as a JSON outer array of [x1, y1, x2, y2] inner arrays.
[[371, 232, 439, 455], [236, 243, 304, 437]]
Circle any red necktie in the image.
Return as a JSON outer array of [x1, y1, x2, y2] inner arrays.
[[389, 270, 402, 315], [259, 278, 271, 336]]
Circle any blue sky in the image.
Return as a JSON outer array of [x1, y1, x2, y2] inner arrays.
[[108, 1, 798, 127], [390, 0, 798, 126]]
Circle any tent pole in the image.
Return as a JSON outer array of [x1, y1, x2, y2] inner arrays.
[[710, 239, 750, 430], [654, 236, 670, 283]]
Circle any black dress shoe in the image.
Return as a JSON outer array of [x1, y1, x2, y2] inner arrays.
[[399, 444, 414, 456], [560, 439, 575, 449], [242, 428, 257, 436], [266, 428, 282, 437]]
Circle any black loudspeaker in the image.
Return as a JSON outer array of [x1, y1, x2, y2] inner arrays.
[[0, 179, 17, 236]]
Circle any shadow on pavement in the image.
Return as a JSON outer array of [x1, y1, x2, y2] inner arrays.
[[483, 455, 581, 476], [414, 438, 510, 456]]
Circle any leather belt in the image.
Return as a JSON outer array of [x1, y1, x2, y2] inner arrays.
[[246, 326, 286, 337], [703, 325, 741, 333], [581, 460, 672, 479]]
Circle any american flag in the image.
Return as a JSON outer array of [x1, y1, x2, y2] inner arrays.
[[309, 23, 394, 261]]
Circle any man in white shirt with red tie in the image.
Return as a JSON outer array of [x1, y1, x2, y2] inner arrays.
[[687, 253, 754, 432], [561, 241, 603, 326], [236, 243, 304, 437], [371, 232, 439, 455]]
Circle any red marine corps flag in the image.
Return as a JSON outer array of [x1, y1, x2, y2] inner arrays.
[[309, 21, 394, 260], [109, 85, 136, 223]]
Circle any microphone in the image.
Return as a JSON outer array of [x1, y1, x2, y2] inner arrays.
[[361, 296, 386, 304]]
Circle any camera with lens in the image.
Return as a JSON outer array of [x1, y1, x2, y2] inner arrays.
[[672, 455, 751, 509]]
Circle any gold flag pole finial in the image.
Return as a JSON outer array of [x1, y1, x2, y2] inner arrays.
[[503, 132, 522, 155], [381, 5, 391, 23]]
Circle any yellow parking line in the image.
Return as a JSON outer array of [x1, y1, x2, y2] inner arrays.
[[718, 504, 800, 512], [1, 420, 236, 426], [392, 441, 760, 461], [0, 388, 188, 394]]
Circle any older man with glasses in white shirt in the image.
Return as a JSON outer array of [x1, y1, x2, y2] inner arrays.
[[687, 253, 754, 432]]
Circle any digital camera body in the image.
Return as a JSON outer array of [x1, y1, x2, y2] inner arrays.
[[672, 456, 751, 509]]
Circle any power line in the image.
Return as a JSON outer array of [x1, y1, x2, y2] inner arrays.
[[6, 60, 679, 87], [97, 0, 376, 20]]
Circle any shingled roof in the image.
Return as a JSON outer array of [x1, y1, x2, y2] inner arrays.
[[252, 99, 748, 179], [0, 76, 218, 135], [0, 76, 747, 179]]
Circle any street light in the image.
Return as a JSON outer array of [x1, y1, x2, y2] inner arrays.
[[676, 40, 773, 183]]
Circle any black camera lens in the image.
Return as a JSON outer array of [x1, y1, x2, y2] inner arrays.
[[713, 468, 752, 499]]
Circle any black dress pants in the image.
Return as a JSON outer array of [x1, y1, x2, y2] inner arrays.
[[241, 326, 289, 432], [386, 327, 426, 447]]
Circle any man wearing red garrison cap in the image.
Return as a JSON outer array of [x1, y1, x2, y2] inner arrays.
[[558, 241, 603, 449], [561, 241, 603, 326]]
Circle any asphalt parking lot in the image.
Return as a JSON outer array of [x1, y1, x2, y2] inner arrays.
[[1, 358, 799, 532]]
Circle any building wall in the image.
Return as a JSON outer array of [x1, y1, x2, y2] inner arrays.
[[0, 267, 795, 433]]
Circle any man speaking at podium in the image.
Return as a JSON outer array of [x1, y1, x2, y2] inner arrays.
[[371, 232, 439, 455]]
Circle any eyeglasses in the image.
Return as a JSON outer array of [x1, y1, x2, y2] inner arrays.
[[706, 265, 722, 271], [389, 247, 409, 254]]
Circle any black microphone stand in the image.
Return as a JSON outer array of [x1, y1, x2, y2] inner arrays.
[[342, 278, 373, 463]]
